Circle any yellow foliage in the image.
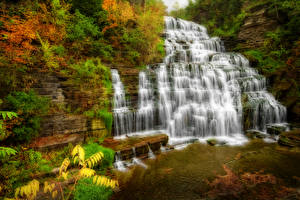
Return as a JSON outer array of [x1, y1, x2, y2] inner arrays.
[[93, 175, 119, 189], [62, 171, 69, 180], [102, 0, 135, 33], [84, 151, 104, 168], [43, 181, 55, 193], [72, 145, 85, 166], [44, 181, 58, 199], [59, 158, 70, 176], [79, 168, 96, 178], [15, 179, 39, 200]]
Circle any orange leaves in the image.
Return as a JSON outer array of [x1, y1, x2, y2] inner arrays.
[[102, 0, 117, 11], [0, 14, 38, 64], [0, 3, 66, 65], [102, 0, 135, 33]]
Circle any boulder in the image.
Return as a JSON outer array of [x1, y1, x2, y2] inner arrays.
[[278, 129, 300, 147], [266, 124, 288, 135], [246, 130, 267, 139], [206, 138, 228, 146]]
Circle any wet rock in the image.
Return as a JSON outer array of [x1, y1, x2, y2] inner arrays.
[[278, 129, 300, 147], [105, 134, 168, 161], [207, 139, 217, 146], [246, 130, 267, 139], [206, 138, 228, 146], [267, 124, 288, 135]]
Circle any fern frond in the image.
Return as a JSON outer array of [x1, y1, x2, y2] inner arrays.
[[15, 179, 39, 200], [0, 147, 17, 158], [92, 175, 119, 189], [43, 181, 55, 193], [52, 190, 58, 198], [59, 158, 70, 175], [84, 151, 104, 168], [79, 168, 96, 178], [0, 111, 18, 120], [72, 145, 85, 165], [61, 172, 69, 180]]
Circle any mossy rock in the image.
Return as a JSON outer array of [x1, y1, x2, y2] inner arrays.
[[267, 125, 288, 135], [278, 129, 300, 147], [206, 139, 217, 146], [206, 138, 227, 146], [246, 130, 267, 139]]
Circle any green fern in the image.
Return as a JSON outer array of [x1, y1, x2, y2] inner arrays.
[[0, 111, 18, 120], [0, 147, 17, 158]]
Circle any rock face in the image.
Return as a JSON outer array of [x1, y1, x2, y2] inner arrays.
[[30, 72, 108, 149], [237, 3, 278, 50]]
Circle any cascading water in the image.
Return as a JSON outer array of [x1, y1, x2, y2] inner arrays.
[[112, 16, 287, 141], [114, 151, 126, 171], [111, 69, 134, 136], [132, 147, 147, 168], [148, 145, 156, 159]]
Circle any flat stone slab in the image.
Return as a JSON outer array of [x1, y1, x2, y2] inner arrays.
[[102, 134, 168, 161], [30, 133, 84, 151]]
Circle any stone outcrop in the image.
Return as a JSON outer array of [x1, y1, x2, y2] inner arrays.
[[237, 3, 278, 50], [30, 71, 108, 149]]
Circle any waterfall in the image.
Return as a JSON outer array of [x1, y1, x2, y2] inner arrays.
[[114, 151, 126, 171], [132, 147, 147, 168], [111, 16, 287, 140], [148, 145, 156, 159], [111, 69, 134, 136]]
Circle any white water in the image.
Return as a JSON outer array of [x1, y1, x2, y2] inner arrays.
[[132, 147, 147, 168], [112, 17, 287, 145], [111, 69, 134, 136], [148, 145, 156, 159], [114, 151, 127, 172]]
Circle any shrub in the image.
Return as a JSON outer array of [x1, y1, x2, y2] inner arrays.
[[72, 0, 104, 18], [5, 90, 49, 142], [74, 177, 113, 200], [70, 58, 112, 91], [95, 109, 113, 134], [67, 10, 101, 41], [83, 142, 115, 169]]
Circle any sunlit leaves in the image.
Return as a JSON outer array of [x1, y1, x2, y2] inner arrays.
[[84, 151, 104, 168], [102, 0, 135, 33], [59, 158, 70, 176], [93, 175, 119, 189], [44, 181, 58, 198], [15, 179, 39, 200], [79, 168, 96, 178], [72, 145, 85, 166]]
